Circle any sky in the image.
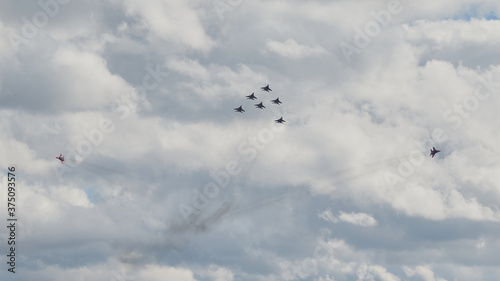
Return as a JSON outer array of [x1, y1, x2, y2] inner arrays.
[[0, 0, 500, 280]]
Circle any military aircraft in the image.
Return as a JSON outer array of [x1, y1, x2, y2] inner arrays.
[[275, 117, 285, 124], [430, 147, 441, 158], [255, 102, 266, 109], [261, 84, 272, 92], [246, 93, 257, 100], [56, 153, 65, 164], [234, 105, 245, 113], [271, 97, 282, 105]]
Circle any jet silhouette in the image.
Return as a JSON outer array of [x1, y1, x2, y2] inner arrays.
[[234, 105, 245, 113], [56, 153, 65, 164], [261, 84, 272, 92], [430, 147, 441, 158], [246, 93, 257, 100], [255, 102, 266, 109], [271, 97, 282, 105], [275, 117, 285, 123]]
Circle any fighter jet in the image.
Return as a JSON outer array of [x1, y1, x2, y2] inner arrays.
[[246, 93, 257, 100], [234, 105, 245, 113], [275, 117, 285, 124], [56, 153, 65, 164], [261, 84, 272, 92], [255, 102, 266, 109], [271, 97, 282, 105], [430, 147, 441, 158]]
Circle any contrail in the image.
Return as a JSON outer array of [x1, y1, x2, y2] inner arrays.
[[79, 161, 127, 176], [325, 151, 426, 186], [229, 189, 302, 216], [222, 151, 427, 219], [66, 157, 128, 177]]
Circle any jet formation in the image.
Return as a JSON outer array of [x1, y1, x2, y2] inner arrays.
[[234, 84, 285, 124], [232, 85, 443, 160]]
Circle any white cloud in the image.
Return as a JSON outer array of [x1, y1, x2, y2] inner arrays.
[[404, 265, 448, 281], [167, 58, 211, 81], [476, 239, 486, 249], [6, 262, 198, 281], [265, 39, 327, 59], [0, 21, 17, 60], [117, 0, 215, 52], [165, 57, 267, 103], [318, 210, 377, 227], [404, 18, 500, 47], [138, 265, 198, 281], [196, 265, 234, 281], [388, 184, 500, 222], [338, 211, 378, 227], [317, 275, 336, 281], [357, 264, 400, 281], [50, 185, 94, 208], [50, 47, 133, 110], [318, 209, 338, 223]]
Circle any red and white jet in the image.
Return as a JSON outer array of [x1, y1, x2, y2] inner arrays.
[[56, 153, 65, 164], [430, 147, 440, 158]]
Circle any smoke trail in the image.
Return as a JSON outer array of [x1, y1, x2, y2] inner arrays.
[[326, 151, 426, 186], [66, 157, 127, 178], [229, 188, 305, 217], [222, 151, 427, 219], [78, 161, 127, 176]]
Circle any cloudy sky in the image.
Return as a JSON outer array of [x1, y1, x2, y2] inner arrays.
[[1, 0, 500, 280]]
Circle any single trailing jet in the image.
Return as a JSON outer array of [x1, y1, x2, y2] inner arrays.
[[56, 153, 65, 164], [275, 117, 285, 124], [255, 102, 266, 109], [271, 97, 282, 105], [261, 84, 272, 92], [234, 105, 245, 113], [430, 147, 441, 158], [246, 92, 257, 100]]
